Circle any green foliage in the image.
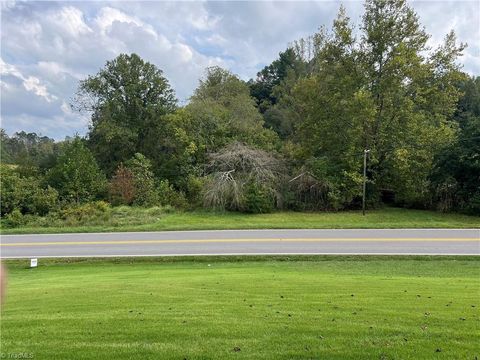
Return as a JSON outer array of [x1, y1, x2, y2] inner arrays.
[[184, 175, 206, 209], [0, 164, 59, 216], [465, 193, 480, 215], [125, 153, 158, 207], [244, 181, 275, 213], [0, 130, 61, 172], [249, 48, 305, 113], [0, 165, 23, 215], [0, 203, 180, 230], [136, 109, 198, 187], [188, 66, 279, 152], [31, 186, 59, 216], [3, 4, 477, 216], [77, 53, 177, 175], [263, 107, 294, 140], [3, 209, 25, 228], [286, 157, 364, 211], [109, 154, 189, 208], [430, 77, 480, 214], [47, 137, 106, 203], [287, 2, 464, 209], [60, 201, 111, 226], [288, 8, 368, 210], [157, 179, 188, 209]]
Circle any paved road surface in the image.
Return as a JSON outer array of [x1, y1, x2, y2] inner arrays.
[[1, 229, 478, 258]]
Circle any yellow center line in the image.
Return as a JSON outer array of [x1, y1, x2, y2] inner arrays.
[[1, 237, 478, 247]]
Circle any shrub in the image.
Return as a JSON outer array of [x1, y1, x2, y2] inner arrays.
[[185, 175, 206, 209], [0, 165, 23, 215], [46, 137, 106, 203], [125, 153, 158, 207], [31, 186, 59, 216], [0, 165, 59, 216], [464, 193, 480, 216], [109, 164, 135, 206], [285, 160, 363, 211], [244, 181, 274, 213], [3, 209, 25, 228], [157, 180, 188, 209], [60, 201, 111, 225]]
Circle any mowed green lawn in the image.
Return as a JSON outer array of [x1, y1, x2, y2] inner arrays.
[[1, 207, 479, 234], [1, 257, 479, 359]]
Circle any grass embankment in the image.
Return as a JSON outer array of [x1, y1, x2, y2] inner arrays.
[[1, 207, 478, 235], [1, 256, 479, 359]]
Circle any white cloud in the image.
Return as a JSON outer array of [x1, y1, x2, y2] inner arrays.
[[47, 6, 92, 37], [23, 76, 58, 102], [1, 58, 57, 102], [95, 7, 156, 38], [0, 58, 23, 78]]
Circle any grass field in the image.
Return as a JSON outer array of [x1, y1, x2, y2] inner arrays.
[[1, 256, 479, 359], [1, 207, 479, 234]]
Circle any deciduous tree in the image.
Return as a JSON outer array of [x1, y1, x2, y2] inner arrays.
[[47, 138, 106, 203], [75, 53, 177, 175]]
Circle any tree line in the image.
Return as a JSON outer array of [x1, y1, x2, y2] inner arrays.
[[1, 0, 479, 224]]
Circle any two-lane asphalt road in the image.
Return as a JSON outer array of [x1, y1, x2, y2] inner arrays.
[[1, 229, 478, 258]]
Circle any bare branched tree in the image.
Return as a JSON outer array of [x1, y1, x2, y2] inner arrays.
[[288, 169, 332, 210], [203, 142, 286, 211]]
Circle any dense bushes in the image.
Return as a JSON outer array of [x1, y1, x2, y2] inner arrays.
[[59, 201, 111, 225], [0, 150, 189, 228], [244, 181, 275, 213], [3, 209, 26, 228], [157, 180, 188, 209], [47, 138, 106, 203], [0, 203, 172, 229], [430, 86, 480, 215], [0, 164, 59, 216], [124, 153, 158, 206], [108, 154, 188, 208]]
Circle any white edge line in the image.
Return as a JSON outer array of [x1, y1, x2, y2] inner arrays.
[[2, 228, 479, 237], [1, 252, 479, 259]]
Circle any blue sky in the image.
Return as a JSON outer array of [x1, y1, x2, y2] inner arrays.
[[1, 0, 479, 140]]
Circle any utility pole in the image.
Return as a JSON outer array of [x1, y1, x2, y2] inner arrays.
[[362, 149, 370, 216]]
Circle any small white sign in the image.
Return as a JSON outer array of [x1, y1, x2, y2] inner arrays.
[[30, 258, 38, 268]]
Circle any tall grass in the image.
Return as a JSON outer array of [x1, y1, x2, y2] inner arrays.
[[1, 206, 478, 234]]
